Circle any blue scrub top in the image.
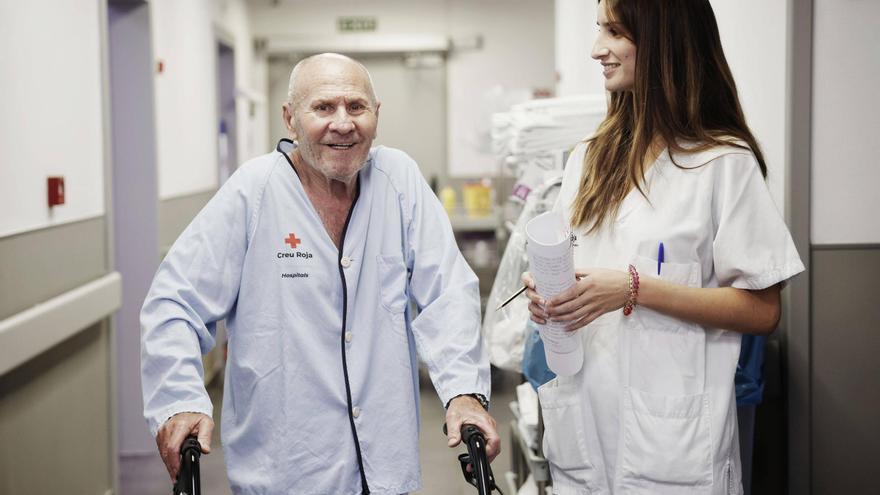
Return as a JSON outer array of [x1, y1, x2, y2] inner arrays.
[[735, 334, 765, 406]]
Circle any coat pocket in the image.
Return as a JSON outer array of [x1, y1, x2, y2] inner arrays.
[[538, 378, 603, 493], [627, 254, 706, 396], [618, 387, 713, 491], [630, 254, 701, 331], [627, 321, 706, 396]]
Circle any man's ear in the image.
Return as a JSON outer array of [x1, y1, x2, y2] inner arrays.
[[281, 102, 297, 139], [372, 101, 381, 138]]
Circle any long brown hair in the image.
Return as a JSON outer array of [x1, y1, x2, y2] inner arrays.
[[571, 0, 767, 232]]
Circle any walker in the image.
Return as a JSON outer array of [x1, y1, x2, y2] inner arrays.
[[172, 426, 503, 494]]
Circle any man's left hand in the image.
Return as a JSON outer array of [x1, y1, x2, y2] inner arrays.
[[445, 395, 501, 462]]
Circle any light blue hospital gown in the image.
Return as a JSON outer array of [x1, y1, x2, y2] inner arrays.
[[141, 139, 489, 494]]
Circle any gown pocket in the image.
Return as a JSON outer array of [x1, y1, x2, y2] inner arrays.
[[538, 378, 603, 493], [618, 387, 714, 491], [376, 254, 408, 314], [376, 254, 412, 368]]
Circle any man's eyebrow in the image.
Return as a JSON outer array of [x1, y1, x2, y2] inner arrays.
[[309, 97, 343, 107], [307, 95, 371, 108]]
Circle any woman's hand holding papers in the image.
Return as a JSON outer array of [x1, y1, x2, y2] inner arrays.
[[523, 268, 628, 331]]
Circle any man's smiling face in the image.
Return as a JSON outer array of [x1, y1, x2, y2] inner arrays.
[[284, 57, 380, 182]]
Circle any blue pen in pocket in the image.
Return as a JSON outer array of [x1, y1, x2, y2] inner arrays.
[[657, 242, 665, 275]]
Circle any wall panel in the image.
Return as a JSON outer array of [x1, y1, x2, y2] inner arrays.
[[0, 218, 107, 321], [811, 0, 880, 244], [158, 191, 215, 254], [0, 0, 106, 238], [811, 247, 880, 493], [0, 322, 111, 494]]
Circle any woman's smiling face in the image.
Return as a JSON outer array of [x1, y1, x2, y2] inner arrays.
[[591, 0, 637, 92]]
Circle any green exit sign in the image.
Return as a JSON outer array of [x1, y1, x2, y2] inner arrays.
[[338, 16, 377, 32]]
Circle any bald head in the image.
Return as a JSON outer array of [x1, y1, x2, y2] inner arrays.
[[280, 52, 380, 186], [286, 53, 378, 109]]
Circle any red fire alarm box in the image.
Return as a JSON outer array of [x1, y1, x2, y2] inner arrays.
[[48, 176, 65, 206]]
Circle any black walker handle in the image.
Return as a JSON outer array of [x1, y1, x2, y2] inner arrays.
[[443, 423, 503, 495], [173, 436, 202, 495]]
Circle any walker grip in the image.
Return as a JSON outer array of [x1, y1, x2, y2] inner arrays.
[[173, 436, 202, 495]]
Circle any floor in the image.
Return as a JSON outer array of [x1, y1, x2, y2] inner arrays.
[[120, 366, 520, 495]]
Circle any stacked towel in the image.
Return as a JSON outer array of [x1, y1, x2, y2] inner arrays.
[[492, 94, 607, 177]]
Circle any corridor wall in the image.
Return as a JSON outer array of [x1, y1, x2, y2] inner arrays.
[[809, 0, 880, 492], [0, 1, 116, 493], [150, 0, 268, 250]]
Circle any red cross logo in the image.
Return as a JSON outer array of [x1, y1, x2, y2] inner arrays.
[[284, 233, 301, 249]]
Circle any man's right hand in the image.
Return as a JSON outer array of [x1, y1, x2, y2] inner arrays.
[[156, 412, 214, 481]]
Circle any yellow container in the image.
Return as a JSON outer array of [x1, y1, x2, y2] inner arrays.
[[463, 182, 492, 217], [440, 186, 457, 215]]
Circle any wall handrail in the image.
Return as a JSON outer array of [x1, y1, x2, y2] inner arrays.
[[0, 272, 122, 376]]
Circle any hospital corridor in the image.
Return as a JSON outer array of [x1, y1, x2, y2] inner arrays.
[[1, 1, 878, 494]]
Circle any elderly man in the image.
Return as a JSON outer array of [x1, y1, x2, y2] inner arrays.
[[140, 53, 499, 494]]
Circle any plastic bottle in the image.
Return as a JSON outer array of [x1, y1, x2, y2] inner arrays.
[[440, 186, 457, 215]]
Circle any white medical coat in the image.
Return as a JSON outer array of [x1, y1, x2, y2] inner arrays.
[[539, 143, 804, 494], [141, 140, 489, 494]]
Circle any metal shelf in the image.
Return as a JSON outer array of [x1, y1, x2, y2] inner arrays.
[[449, 213, 500, 233]]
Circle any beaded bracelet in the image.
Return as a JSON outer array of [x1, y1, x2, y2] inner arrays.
[[623, 264, 640, 316]]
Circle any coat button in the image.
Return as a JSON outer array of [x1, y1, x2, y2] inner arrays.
[[352, 406, 361, 418], [344, 331, 353, 343], [340, 256, 352, 268]]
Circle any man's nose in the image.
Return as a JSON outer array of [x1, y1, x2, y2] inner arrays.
[[329, 110, 355, 133]]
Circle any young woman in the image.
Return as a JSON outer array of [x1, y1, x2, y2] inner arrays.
[[522, 0, 804, 493]]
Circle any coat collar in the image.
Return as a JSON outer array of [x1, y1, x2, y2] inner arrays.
[[665, 139, 751, 168]]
